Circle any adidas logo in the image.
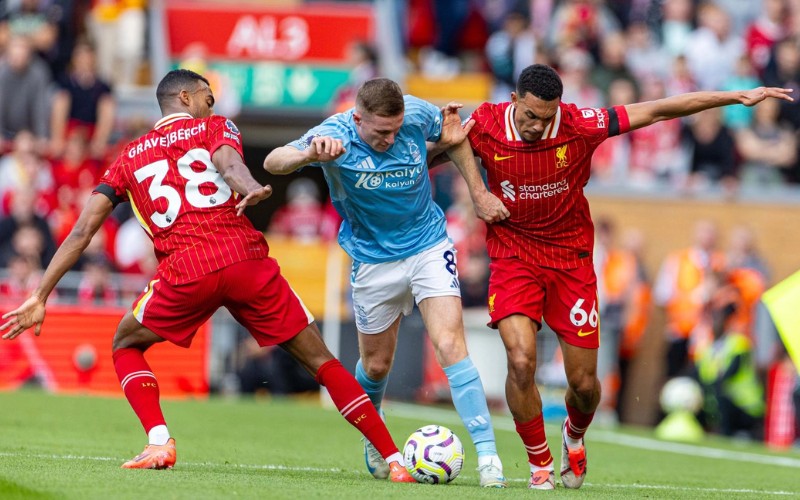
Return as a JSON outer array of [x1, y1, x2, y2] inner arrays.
[[468, 415, 488, 429], [450, 277, 460, 289], [356, 157, 377, 170]]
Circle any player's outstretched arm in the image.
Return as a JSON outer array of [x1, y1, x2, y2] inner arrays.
[[0, 194, 113, 339], [264, 137, 345, 175], [625, 87, 794, 132], [447, 140, 510, 224], [212, 144, 273, 215]]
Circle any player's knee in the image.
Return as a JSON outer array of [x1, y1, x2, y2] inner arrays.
[[362, 357, 392, 381], [568, 373, 600, 401], [507, 351, 536, 384], [432, 333, 467, 364]]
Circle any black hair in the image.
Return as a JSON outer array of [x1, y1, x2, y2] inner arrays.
[[155, 69, 210, 112], [517, 64, 563, 101]]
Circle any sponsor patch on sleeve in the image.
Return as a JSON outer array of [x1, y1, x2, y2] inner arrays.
[[225, 119, 240, 134]]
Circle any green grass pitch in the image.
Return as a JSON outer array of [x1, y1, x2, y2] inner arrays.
[[0, 390, 798, 499]]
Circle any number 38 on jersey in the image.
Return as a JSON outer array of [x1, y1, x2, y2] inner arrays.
[[133, 148, 232, 228]]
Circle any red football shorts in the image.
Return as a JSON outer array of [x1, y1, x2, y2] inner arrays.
[[487, 257, 600, 349], [131, 258, 313, 348]]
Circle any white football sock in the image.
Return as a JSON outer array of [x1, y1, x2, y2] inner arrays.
[[148, 425, 170, 445], [564, 425, 582, 449], [385, 452, 403, 466]]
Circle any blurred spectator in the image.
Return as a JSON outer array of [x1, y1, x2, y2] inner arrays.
[[0, 129, 55, 213], [627, 76, 684, 187], [735, 97, 797, 187], [267, 178, 339, 244], [0, 0, 58, 58], [50, 40, 115, 160], [590, 30, 638, 103], [50, 130, 100, 205], [485, 10, 536, 103], [594, 217, 652, 421], [763, 37, 800, 130], [558, 47, 603, 108], [725, 226, 770, 339], [0, 35, 52, 147], [727, 226, 771, 280], [77, 253, 119, 305], [445, 174, 489, 308], [745, 0, 789, 79], [0, 187, 56, 267], [683, 108, 739, 193], [591, 77, 635, 184], [547, 0, 621, 58], [624, 21, 670, 82], [721, 55, 762, 130], [414, 0, 483, 78], [113, 216, 157, 275], [695, 284, 765, 439], [685, 3, 745, 90], [664, 54, 697, 97], [332, 41, 379, 113], [659, 0, 695, 58], [178, 42, 242, 119], [0, 250, 42, 299], [77, 219, 116, 271], [87, 0, 146, 87], [654, 220, 726, 377], [714, 0, 764, 36]]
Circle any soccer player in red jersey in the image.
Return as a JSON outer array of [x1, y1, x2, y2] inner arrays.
[[0, 69, 415, 482], [444, 64, 793, 489]]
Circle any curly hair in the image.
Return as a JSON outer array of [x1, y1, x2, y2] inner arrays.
[[516, 64, 563, 101]]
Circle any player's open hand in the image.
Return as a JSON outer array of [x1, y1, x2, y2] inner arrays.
[[1, 295, 46, 340], [740, 87, 794, 107], [307, 136, 345, 162], [438, 102, 475, 148], [235, 185, 273, 215], [473, 190, 510, 224]]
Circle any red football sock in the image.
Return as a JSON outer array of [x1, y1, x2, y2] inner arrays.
[[565, 403, 595, 440], [113, 348, 166, 433], [515, 415, 553, 468], [316, 359, 399, 460]]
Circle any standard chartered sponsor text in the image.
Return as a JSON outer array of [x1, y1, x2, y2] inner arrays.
[[518, 179, 569, 199]]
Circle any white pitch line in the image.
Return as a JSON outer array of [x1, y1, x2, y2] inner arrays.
[[383, 402, 800, 469], [0, 450, 795, 496]]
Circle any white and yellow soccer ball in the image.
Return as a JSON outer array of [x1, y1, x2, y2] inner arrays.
[[660, 376, 704, 414], [403, 425, 464, 484]]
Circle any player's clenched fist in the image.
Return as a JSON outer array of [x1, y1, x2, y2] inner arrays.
[[307, 136, 345, 162]]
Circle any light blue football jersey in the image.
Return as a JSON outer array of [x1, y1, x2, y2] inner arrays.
[[288, 95, 446, 263]]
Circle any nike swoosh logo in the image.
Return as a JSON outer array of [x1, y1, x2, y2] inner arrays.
[[577, 329, 596, 337], [494, 154, 514, 161]]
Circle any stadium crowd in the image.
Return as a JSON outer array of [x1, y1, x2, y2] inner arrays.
[[0, 0, 798, 445]]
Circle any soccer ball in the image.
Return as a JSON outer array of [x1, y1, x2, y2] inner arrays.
[[659, 376, 704, 414], [403, 425, 464, 484]]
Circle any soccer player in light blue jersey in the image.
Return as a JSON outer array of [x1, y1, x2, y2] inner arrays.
[[264, 78, 511, 487]]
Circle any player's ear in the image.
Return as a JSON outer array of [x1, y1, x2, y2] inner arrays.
[[353, 111, 362, 126], [179, 89, 191, 106]]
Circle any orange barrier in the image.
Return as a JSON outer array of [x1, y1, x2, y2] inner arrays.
[[0, 304, 209, 398]]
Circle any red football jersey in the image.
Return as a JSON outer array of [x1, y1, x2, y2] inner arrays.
[[468, 101, 630, 269], [95, 113, 270, 284]]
